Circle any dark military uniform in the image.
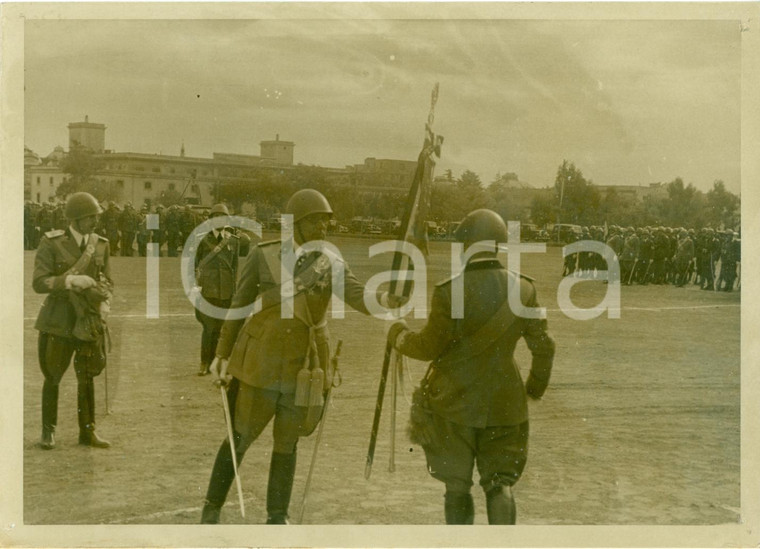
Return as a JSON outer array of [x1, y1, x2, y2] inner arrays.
[[101, 204, 121, 254], [194, 228, 249, 374], [118, 205, 139, 257], [673, 232, 694, 287], [165, 206, 181, 257], [620, 230, 640, 285], [394, 257, 554, 523], [33, 227, 112, 447]]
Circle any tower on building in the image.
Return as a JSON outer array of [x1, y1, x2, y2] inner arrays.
[[259, 134, 294, 166], [68, 115, 106, 152]]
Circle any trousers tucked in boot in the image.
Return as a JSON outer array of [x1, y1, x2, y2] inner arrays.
[[77, 379, 110, 448], [40, 380, 58, 450], [485, 485, 516, 524], [201, 435, 245, 524], [444, 492, 475, 525], [266, 451, 297, 524]]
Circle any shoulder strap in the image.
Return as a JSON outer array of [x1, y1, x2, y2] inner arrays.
[[196, 233, 234, 275]]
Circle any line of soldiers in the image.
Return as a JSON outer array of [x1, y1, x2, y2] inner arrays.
[[24, 200, 211, 257], [563, 225, 741, 291]]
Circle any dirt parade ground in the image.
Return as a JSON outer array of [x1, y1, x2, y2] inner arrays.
[[21, 236, 740, 529]]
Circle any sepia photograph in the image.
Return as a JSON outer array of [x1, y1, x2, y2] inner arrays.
[[1, 2, 759, 547]]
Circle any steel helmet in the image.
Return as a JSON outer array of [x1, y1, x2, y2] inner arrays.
[[65, 192, 103, 221], [454, 209, 508, 244], [209, 203, 230, 217], [285, 189, 333, 224]]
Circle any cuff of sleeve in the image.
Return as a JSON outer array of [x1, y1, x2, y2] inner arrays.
[[64, 275, 73, 290], [525, 374, 547, 399]]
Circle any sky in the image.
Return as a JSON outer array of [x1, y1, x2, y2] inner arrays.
[[24, 17, 742, 194]]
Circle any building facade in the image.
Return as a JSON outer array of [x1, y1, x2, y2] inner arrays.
[[25, 117, 418, 210]]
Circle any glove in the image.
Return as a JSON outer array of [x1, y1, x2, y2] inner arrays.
[[210, 356, 231, 387], [525, 374, 546, 400], [67, 274, 97, 290], [386, 320, 409, 349], [379, 291, 409, 309], [99, 300, 111, 322]]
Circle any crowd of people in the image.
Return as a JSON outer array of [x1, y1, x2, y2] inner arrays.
[[24, 200, 214, 258], [562, 225, 741, 292]]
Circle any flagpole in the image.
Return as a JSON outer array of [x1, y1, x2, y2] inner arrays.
[[365, 83, 442, 479]]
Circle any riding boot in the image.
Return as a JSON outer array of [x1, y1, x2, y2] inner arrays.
[[41, 380, 58, 450], [485, 485, 517, 525], [444, 492, 475, 525], [265, 451, 297, 524], [77, 379, 110, 448], [201, 435, 245, 524]]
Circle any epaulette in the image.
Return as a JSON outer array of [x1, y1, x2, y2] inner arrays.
[[97, 234, 109, 242], [229, 233, 240, 239], [44, 229, 65, 239], [436, 271, 463, 287]]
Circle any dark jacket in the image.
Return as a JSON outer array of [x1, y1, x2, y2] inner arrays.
[[194, 230, 247, 301], [397, 258, 555, 428]]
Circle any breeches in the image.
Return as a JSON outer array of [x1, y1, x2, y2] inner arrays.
[[423, 416, 529, 494], [38, 333, 91, 384], [233, 382, 321, 455]]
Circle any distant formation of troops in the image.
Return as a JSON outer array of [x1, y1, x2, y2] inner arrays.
[[562, 225, 741, 292], [25, 200, 215, 258]]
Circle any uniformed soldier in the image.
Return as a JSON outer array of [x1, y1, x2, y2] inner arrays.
[[717, 230, 739, 291], [673, 228, 694, 287], [194, 203, 251, 376], [387, 209, 555, 525], [136, 206, 150, 257], [166, 205, 181, 257], [620, 227, 640, 285], [118, 202, 139, 257], [153, 204, 166, 256], [200, 189, 401, 524], [33, 192, 113, 450], [36, 201, 54, 237], [101, 202, 121, 255], [605, 227, 624, 284]]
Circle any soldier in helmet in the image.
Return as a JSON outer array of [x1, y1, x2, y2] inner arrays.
[[200, 189, 403, 524], [673, 229, 694, 287], [166, 205, 181, 257], [101, 201, 121, 255], [193, 203, 251, 376], [620, 227, 640, 285], [136, 205, 150, 257], [32, 192, 113, 450], [386, 209, 554, 525], [118, 202, 139, 257]]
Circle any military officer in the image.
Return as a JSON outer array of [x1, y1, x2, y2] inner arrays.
[[33, 192, 113, 450], [194, 203, 250, 376], [620, 227, 640, 285], [200, 189, 401, 524], [387, 209, 555, 525]]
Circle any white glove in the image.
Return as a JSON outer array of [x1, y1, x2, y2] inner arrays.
[[67, 274, 96, 290], [210, 356, 231, 386], [99, 300, 111, 322]]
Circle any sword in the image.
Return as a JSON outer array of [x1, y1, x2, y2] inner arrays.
[[219, 383, 245, 518], [298, 340, 342, 524]]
